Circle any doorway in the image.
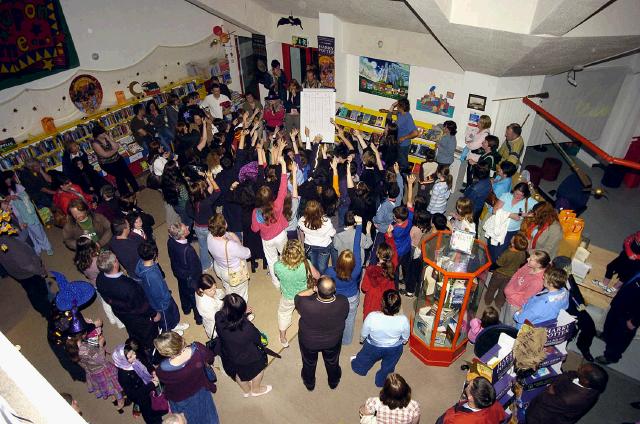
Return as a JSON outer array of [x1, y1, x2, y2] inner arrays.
[[236, 35, 259, 97], [281, 43, 318, 85]]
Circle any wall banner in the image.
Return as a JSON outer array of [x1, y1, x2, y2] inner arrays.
[[317, 36, 335, 89]]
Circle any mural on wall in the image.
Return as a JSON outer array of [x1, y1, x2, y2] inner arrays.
[[358, 56, 409, 100], [69, 75, 103, 114], [416, 85, 455, 118], [317, 36, 335, 89], [0, 0, 79, 90]]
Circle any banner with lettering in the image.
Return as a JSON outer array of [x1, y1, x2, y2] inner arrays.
[[0, 0, 79, 90], [317, 36, 335, 89]]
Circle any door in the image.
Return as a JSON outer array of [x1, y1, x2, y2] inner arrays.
[[281, 43, 319, 85], [236, 35, 259, 97]]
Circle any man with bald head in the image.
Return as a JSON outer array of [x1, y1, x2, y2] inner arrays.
[[295, 276, 349, 391]]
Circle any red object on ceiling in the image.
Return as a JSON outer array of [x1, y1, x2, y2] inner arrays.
[[522, 97, 640, 171]]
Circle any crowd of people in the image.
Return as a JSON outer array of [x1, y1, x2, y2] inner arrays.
[[0, 66, 636, 424]]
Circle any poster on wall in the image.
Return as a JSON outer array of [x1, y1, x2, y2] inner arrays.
[[416, 85, 455, 118], [0, 0, 79, 90], [301, 89, 336, 144], [69, 75, 103, 114], [317, 36, 335, 89], [252, 33, 268, 91], [358, 56, 410, 100]]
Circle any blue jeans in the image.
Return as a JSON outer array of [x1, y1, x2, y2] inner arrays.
[[193, 225, 213, 270], [351, 340, 404, 387], [159, 299, 180, 332], [305, 243, 332, 274], [342, 294, 360, 345], [398, 144, 410, 171], [156, 127, 174, 153]]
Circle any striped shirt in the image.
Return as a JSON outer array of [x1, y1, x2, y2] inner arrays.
[[427, 181, 451, 214]]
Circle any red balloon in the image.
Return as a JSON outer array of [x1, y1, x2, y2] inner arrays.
[[213, 25, 223, 36]]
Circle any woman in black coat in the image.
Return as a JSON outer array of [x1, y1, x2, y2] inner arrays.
[[215, 294, 271, 397], [112, 339, 165, 424]]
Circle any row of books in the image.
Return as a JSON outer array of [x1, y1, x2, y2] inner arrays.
[[336, 106, 385, 128], [0, 137, 63, 171], [172, 81, 200, 98], [97, 106, 135, 128], [3, 80, 200, 173]]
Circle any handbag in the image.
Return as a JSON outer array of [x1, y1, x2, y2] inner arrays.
[[225, 240, 250, 286], [150, 385, 169, 412], [360, 414, 377, 424], [303, 259, 316, 289], [196, 343, 217, 384]]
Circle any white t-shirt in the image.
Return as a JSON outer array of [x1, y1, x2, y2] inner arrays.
[[200, 93, 231, 120], [299, 217, 336, 247]]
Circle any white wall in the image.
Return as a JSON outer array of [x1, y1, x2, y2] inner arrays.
[[0, 0, 224, 140]]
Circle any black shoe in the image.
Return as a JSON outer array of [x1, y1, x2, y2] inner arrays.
[[579, 348, 594, 362], [262, 260, 268, 270], [303, 381, 315, 391], [329, 380, 340, 390], [630, 401, 640, 410], [595, 355, 617, 365], [195, 317, 203, 326], [251, 261, 258, 273]]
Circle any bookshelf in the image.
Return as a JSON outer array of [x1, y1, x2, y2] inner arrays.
[[1, 78, 206, 176], [334, 102, 439, 164]]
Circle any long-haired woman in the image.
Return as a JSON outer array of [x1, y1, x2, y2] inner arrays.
[[161, 160, 192, 228], [188, 171, 220, 271], [251, 157, 289, 289], [215, 294, 271, 397], [362, 236, 398, 321], [298, 199, 336, 274], [326, 219, 363, 344], [74, 236, 123, 328]]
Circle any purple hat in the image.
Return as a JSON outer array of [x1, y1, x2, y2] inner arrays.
[[66, 307, 96, 335], [239, 161, 259, 183]]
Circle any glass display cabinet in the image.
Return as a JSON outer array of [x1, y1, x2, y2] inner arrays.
[[410, 231, 491, 366]]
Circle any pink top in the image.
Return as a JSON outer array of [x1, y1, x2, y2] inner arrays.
[[409, 226, 423, 248], [251, 173, 288, 240], [468, 318, 482, 343], [263, 106, 285, 128], [465, 128, 489, 151], [503, 265, 545, 308]]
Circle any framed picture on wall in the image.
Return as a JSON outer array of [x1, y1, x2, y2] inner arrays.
[[467, 94, 487, 111]]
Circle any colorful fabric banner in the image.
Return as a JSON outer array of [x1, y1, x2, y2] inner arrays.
[[317, 36, 335, 89], [0, 0, 79, 90]]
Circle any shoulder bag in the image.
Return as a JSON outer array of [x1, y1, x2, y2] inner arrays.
[[150, 384, 169, 412], [225, 239, 250, 286], [195, 343, 217, 385], [303, 259, 317, 289]]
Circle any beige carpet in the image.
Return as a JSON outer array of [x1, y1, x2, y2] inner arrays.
[[1, 188, 475, 423]]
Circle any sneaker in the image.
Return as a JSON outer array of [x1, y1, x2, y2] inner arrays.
[[405, 292, 415, 298], [174, 329, 184, 336], [172, 322, 190, 332], [350, 355, 357, 362]]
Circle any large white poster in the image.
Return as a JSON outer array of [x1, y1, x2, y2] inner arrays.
[[300, 88, 336, 143]]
